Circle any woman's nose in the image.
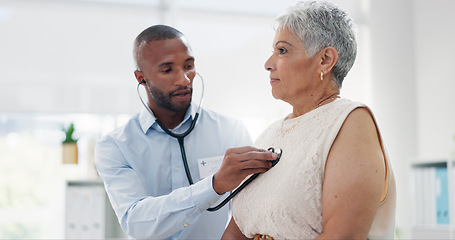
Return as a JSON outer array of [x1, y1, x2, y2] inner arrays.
[[264, 55, 275, 71]]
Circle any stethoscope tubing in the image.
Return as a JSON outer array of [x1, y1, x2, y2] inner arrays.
[[136, 72, 204, 185], [207, 171, 260, 212], [207, 147, 282, 212], [155, 115, 198, 185], [137, 73, 282, 211]]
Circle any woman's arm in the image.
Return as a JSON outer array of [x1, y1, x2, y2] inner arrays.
[[317, 107, 386, 239], [222, 218, 252, 240]]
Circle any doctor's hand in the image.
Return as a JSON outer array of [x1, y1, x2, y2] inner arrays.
[[212, 146, 278, 195]]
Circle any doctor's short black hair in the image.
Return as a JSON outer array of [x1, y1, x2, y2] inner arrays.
[[133, 25, 184, 70], [136, 25, 183, 43]]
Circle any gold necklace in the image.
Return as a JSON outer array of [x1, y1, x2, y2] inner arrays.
[[279, 95, 340, 137], [316, 95, 339, 108], [279, 119, 300, 137]]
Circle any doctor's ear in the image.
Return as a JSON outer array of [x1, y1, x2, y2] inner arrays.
[[134, 70, 147, 85]]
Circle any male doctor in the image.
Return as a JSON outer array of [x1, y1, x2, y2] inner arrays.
[[94, 24, 277, 239]]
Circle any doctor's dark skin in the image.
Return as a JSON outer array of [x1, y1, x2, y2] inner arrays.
[[134, 36, 278, 195]]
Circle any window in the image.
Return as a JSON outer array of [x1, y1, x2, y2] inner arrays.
[[0, 113, 128, 238]]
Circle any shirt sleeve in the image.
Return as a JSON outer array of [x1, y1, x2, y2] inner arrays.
[[94, 136, 223, 239]]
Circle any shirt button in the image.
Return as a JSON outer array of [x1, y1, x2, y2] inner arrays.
[[183, 223, 189, 227], [175, 167, 180, 171]]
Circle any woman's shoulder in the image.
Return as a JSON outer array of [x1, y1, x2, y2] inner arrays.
[[333, 98, 366, 108], [324, 98, 371, 119]]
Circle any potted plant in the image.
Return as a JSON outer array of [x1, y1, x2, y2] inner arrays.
[[62, 123, 78, 164]]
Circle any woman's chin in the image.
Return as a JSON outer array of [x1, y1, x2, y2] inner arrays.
[[271, 90, 282, 100]]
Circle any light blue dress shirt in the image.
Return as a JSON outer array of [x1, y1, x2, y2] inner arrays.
[[95, 103, 252, 239]]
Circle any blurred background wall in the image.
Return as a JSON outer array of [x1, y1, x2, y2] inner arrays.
[[0, 0, 454, 238]]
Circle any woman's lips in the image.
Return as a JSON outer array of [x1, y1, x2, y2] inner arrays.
[[270, 77, 280, 84]]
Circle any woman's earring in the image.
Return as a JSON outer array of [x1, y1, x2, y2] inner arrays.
[[320, 71, 324, 81]]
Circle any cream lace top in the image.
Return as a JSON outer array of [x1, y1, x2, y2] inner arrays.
[[232, 99, 396, 239]]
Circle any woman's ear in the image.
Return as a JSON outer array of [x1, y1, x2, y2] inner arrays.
[[319, 47, 338, 73]]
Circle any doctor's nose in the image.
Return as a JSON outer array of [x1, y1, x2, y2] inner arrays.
[[184, 72, 191, 82], [175, 70, 192, 85]]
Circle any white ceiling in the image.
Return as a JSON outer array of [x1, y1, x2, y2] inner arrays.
[[61, 0, 366, 20]]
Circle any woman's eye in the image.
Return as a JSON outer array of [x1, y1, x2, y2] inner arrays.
[[278, 48, 287, 54], [184, 64, 194, 69], [162, 68, 172, 73]]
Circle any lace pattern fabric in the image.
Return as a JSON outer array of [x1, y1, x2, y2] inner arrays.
[[231, 99, 395, 240]]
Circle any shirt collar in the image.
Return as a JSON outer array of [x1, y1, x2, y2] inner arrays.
[[138, 103, 199, 134]]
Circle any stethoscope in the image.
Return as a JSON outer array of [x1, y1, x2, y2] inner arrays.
[[137, 72, 282, 211], [137, 72, 204, 186], [207, 147, 281, 212]]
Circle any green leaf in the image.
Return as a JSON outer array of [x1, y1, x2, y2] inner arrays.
[[62, 123, 78, 143]]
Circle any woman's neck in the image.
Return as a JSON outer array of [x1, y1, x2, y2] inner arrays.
[[290, 90, 340, 119]]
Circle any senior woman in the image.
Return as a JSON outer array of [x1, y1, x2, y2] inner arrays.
[[222, 1, 396, 240]]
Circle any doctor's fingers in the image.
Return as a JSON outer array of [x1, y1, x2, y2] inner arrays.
[[225, 147, 278, 162], [239, 159, 273, 171], [225, 146, 267, 155]]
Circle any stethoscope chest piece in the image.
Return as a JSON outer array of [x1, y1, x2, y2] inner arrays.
[[268, 147, 282, 167], [207, 147, 282, 212]]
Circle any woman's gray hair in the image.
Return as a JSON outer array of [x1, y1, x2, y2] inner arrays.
[[275, 1, 357, 88]]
